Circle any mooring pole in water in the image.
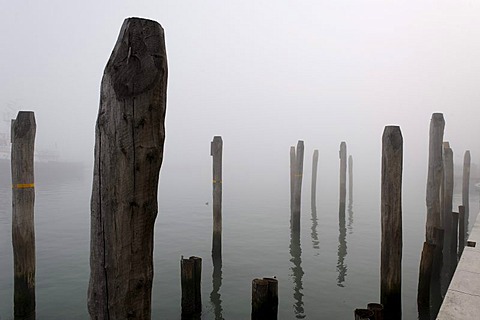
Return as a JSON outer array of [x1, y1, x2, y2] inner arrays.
[[292, 141, 304, 233], [367, 303, 384, 320], [311, 149, 319, 210], [458, 205, 465, 258], [339, 142, 347, 214], [431, 227, 445, 317], [348, 155, 353, 203], [380, 126, 403, 319], [251, 277, 278, 320], [417, 241, 435, 316], [87, 17, 167, 319], [442, 142, 454, 287], [354, 309, 374, 320], [290, 146, 296, 213], [11, 111, 36, 320], [211, 136, 223, 259], [181, 256, 202, 317], [462, 150, 471, 236], [451, 211, 459, 271]]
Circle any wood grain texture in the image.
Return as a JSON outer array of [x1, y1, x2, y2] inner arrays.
[[211, 136, 222, 259], [88, 17, 167, 320], [11, 111, 36, 320]]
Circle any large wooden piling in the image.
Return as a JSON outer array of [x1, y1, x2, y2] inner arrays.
[[292, 141, 304, 232], [451, 211, 459, 271], [367, 303, 384, 320], [462, 150, 471, 236], [251, 278, 278, 320], [380, 126, 403, 319], [181, 256, 202, 317], [211, 136, 223, 259], [311, 149, 319, 210], [417, 241, 435, 316], [442, 142, 454, 283], [88, 18, 167, 320], [11, 111, 36, 320], [290, 146, 296, 212], [458, 205, 465, 258], [339, 142, 347, 214]]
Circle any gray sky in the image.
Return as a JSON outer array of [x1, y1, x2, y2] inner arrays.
[[1, 1, 480, 185]]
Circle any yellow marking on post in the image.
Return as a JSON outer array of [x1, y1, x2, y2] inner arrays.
[[294, 174, 303, 177], [13, 183, 35, 189], [212, 180, 222, 184]]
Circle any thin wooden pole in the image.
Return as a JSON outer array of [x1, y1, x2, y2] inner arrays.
[[211, 136, 223, 259], [462, 150, 471, 236], [442, 142, 453, 286], [11, 111, 36, 320], [451, 211, 459, 271], [88, 17, 167, 320], [290, 146, 296, 213], [339, 142, 347, 214], [181, 256, 202, 317], [458, 205, 465, 258], [380, 126, 403, 319], [311, 149, 319, 210], [367, 303, 384, 320], [292, 141, 304, 233], [251, 278, 278, 320]]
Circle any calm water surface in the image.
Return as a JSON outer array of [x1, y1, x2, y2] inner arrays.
[[0, 162, 478, 319]]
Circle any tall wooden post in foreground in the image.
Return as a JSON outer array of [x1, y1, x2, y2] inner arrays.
[[88, 18, 168, 320], [442, 142, 453, 283], [181, 256, 202, 317], [339, 142, 347, 214], [451, 211, 459, 271], [291, 141, 304, 232], [311, 150, 319, 209], [380, 126, 403, 319], [251, 278, 278, 320], [462, 150, 471, 236], [211, 136, 223, 259], [11, 111, 36, 320]]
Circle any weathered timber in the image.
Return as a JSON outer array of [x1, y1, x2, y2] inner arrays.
[[11, 111, 36, 320], [451, 211, 459, 271], [292, 141, 304, 232], [425, 113, 445, 243], [251, 278, 278, 320], [417, 241, 435, 317], [354, 309, 374, 320], [311, 149, 319, 210], [367, 303, 384, 320], [290, 146, 296, 213], [458, 205, 465, 258], [339, 142, 347, 215], [88, 17, 168, 320], [211, 136, 223, 259], [348, 155, 353, 203], [462, 150, 471, 236], [181, 256, 202, 317], [380, 126, 402, 320], [442, 142, 454, 288], [430, 227, 445, 318]]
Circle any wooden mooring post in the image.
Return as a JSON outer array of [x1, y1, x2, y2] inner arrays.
[[339, 142, 347, 214], [87, 17, 167, 319], [251, 278, 278, 320], [462, 150, 471, 236], [354, 309, 374, 320], [458, 205, 465, 258], [367, 303, 384, 320], [291, 141, 304, 233], [211, 136, 223, 259], [417, 241, 435, 318], [181, 256, 202, 317], [451, 211, 459, 271], [11, 111, 36, 320], [311, 149, 319, 210], [442, 142, 453, 284], [380, 126, 402, 319]]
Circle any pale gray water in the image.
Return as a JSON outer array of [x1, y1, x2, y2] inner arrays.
[[0, 160, 478, 319]]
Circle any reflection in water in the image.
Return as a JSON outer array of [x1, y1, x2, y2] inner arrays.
[[347, 199, 353, 235], [337, 208, 347, 287], [210, 256, 224, 320], [311, 205, 320, 250], [290, 229, 306, 319]]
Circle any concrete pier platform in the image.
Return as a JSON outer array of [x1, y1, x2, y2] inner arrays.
[[437, 216, 480, 319]]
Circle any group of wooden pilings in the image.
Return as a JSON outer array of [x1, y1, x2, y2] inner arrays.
[[417, 113, 471, 319]]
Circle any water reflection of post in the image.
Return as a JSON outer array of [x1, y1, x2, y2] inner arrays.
[[311, 150, 319, 250], [348, 155, 353, 234], [337, 206, 347, 287], [290, 228, 306, 319], [210, 256, 224, 320]]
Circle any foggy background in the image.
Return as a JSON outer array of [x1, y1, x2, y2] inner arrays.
[[1, 0, 480, 201]]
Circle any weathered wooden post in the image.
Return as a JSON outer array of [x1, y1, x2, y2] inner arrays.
[[451, 211, 459, 271], [462, 150, 471, 236], [431, 227, 444, 317], [290, 146, 296, 213], [367, 303, 384, 320], [87, 17, 167, 319], [354, 309, 374, 320], [211, 136, 223, 259], [292, 141, 304, 232], [11, 111, 36, 320], [339, 142, 347, 214], [458, 205, 465, 258], [181, 256, 202, 317], [251, 278, 278, 320], [442, 142, 453, 285], [311, 149, 319, 210], [417, 241, 435, 317], [348, 155, 353, 203], [380, 126, 402, 319]]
